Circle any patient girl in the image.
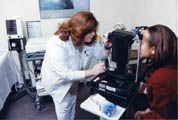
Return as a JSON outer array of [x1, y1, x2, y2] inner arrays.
[[134, 24, 177, 119]]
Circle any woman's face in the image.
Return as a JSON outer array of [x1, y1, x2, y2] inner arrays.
[[84, 31, 96, 43], [141, 30, 155, 59]]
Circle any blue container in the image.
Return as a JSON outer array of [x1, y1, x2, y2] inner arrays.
[[99, 101, 116, 117]]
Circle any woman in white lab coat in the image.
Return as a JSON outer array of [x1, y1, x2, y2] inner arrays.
[[41, 11, 112, 120]]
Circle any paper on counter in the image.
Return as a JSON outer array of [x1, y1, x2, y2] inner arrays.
[[80, 94, 126, 120]]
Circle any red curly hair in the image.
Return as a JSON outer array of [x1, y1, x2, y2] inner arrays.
[[54, 11, 98, 49]]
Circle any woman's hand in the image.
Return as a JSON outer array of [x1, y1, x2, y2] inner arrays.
[[85, 63, 106, 79], [104, 38, 112, 50], [134, 108, 151, 119], [103, 38, 112, 55], [91, 63, 106, 76]]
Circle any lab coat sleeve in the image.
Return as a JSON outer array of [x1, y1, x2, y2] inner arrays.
[[93, 40, 108, 60], [49, 43, 85, 81]]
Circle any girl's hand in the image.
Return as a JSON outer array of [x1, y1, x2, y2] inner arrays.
[[134, 111, 145, 119], [134, 108, 151, 119]]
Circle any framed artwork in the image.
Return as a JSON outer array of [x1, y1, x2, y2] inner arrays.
[[39, 0, 90, 19]]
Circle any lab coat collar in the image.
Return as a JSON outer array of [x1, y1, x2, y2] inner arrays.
[[68, 36, 77, 50]]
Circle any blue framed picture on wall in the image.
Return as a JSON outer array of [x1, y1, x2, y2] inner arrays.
[[39, 0, 90, 19]]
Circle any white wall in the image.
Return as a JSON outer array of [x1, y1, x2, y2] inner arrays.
[[0, 0, 40, 49], [132, 0, 177, 34], [90, 0, 177, 35], [90, 0, 136, 35], [0, 0, 177, 49]]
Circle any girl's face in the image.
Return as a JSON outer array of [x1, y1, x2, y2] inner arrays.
[[141, 30, 155, 59], [84, 31, 96, 43]]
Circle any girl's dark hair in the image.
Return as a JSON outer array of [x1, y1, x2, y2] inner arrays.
[[146, 24, 177, 68], [139, 25, 177, 82], [54, 11, 98, 49]]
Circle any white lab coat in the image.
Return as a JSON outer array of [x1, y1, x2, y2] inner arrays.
[[41, 35, 107, 119]]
